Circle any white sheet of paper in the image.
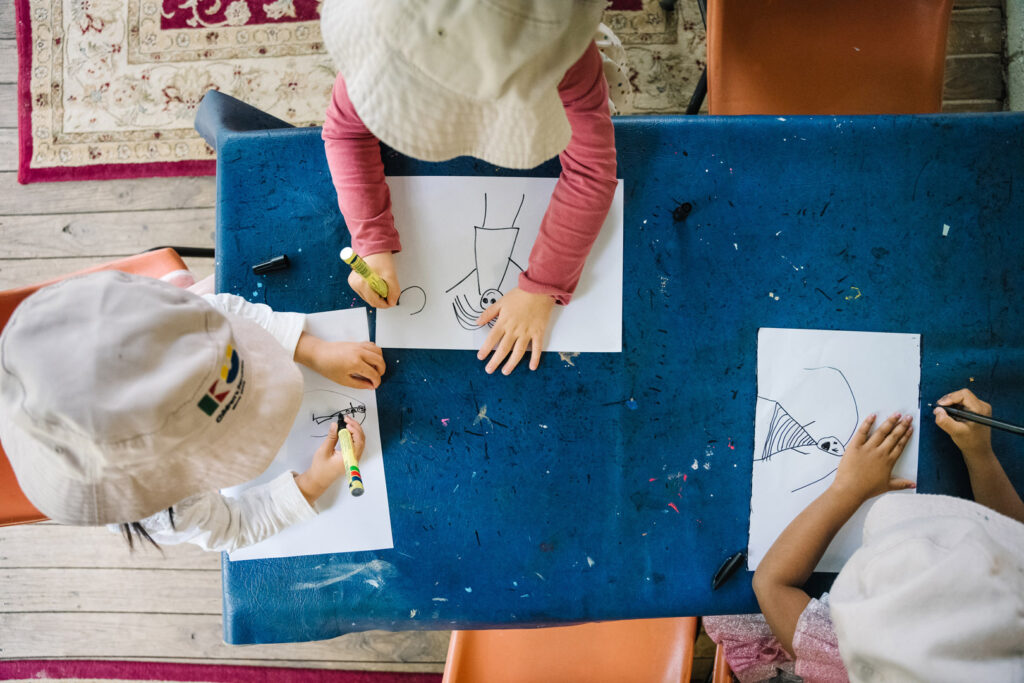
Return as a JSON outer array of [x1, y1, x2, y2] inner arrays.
[[747, 328, 921, 572], [224, 308, 393, 561], [375, 176, 623, 352]]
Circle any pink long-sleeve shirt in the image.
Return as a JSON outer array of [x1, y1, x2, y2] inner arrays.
[[322, 42, 618, 305]]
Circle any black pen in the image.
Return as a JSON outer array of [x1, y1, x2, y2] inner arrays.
[[712, 551, 746, 591], [939, 405, 1024, 437]]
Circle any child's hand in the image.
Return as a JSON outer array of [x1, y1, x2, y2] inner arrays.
[[295, 333, 385, 389], [313, 340, 385, 389], [830, 412, 915, 504], [348, 252, 400, 309], [295, 417, 366, 505], [934, 388, 993, 461], [475, 287, 554, 375]]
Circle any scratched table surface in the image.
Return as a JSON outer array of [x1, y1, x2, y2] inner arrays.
[[214, 114, 1024, 644]]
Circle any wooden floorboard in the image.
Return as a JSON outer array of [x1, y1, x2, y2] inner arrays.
[[1, 208, 214, 258], [0, 39, 15, 83], [0, 613, 450, 665], [0, 172, 216, 215]]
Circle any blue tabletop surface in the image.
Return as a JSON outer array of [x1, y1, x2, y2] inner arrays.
[[214, 114, 1024, 644]]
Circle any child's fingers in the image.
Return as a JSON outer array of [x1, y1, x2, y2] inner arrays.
[[937, 388, 990, 415], [485, 334, 514, 374], [475, 300, 501, 328], [501, 336, 530, 376], [850, 414, 876, 447], [317, 421, 340, 456], [529, 333, 542, 371], [866, 412, 901, 447], [891, 423, 913, 459], [348, 271, 389, 308], [344, 417, 366, 460], [360, 344, 386, 375], [355, 360, 382, 388], [887, 478, 916, 491], [477, 320, 503, 361], [879, 415, 912, 454], [933, 407, 967, 435]]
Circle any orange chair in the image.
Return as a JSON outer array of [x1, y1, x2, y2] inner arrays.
[[443, 617, 698, 683], [0, 248, 192, 526], [706, 0, 953, 114], [711, 642, 733, 682]]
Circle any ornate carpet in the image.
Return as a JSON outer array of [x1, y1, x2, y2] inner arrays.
[[16, 0, 336, 182]]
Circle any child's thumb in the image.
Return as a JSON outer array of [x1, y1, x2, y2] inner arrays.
[[933, 407, 957, 434], [888, 478, 916, 491]]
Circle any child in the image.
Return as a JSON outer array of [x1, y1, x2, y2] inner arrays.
[[0, 271, 384, 552], [706, 390, 1024, 681], [320, 0, 618, 376]]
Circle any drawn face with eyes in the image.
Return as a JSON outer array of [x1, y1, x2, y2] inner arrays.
[[816, 436, 844, 456], [479, 288, 502, 308]]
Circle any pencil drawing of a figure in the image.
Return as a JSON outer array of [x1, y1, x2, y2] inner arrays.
[[755, 366, 859, 492]]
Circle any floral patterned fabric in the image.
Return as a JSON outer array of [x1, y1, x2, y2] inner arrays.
[[17, 0, 335, 181]]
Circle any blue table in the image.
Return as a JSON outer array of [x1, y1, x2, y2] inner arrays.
[[206, 101, 1024, 644]]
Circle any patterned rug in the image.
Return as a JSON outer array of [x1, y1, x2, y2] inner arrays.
[[0, 660, 442, 682], [15, 0, 655, 183], [16, 0, 336, 182]]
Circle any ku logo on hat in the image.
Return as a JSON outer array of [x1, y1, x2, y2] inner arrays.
[[197, 343, 242, 417]]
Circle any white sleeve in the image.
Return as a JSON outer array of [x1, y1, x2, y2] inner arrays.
[[202, 293, 306, 357], [135, 471, 317, 553]]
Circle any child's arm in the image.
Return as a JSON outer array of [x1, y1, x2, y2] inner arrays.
[[294, 333, 385, 390], [934, 389, 1024, 523], [476, 42, 618, 375], [203, 293, 386, 389], [137, 419, 365, 552], [753, 412, 915, 656], [322, 74, 401, 309]]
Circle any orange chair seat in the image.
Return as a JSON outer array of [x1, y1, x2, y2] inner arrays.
[[443, 617, 698, 683], [707, 0, 953, 115], [0, 249, 190, 526]]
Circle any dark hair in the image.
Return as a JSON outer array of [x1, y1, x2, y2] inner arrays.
[[120, 507, 175, 551]]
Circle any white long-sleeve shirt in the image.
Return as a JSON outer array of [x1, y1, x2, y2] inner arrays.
[[110, 293, 316, 553]]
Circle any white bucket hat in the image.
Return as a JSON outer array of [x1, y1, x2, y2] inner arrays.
[[830, 493, 1024, 682], [0, 271, 303, 525], [320, 0, 607, 170]]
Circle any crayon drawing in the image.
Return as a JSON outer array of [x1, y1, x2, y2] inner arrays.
[[446, 194, 526, 330], [748, 328, 921, 572], [375, 176, 624, 352]]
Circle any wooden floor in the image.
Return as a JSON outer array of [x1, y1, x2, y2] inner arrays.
[[0, 0, 1006, 678]]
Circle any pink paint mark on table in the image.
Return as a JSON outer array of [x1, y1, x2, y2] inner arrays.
[[441, 418, 450, 426], [667, 503, 680, 513], [649, 477, 657, 482]]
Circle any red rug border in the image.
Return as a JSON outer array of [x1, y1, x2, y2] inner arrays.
[[14, 0, 217, 184], [0, 660, 442, 682]]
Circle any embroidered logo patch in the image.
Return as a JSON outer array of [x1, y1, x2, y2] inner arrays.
[[198, 343, 241, 416]]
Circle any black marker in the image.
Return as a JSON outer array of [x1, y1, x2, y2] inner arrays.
[[712, 551, 746, 591], [252, 254, 290, 275], [938, 405, 1024, 437]]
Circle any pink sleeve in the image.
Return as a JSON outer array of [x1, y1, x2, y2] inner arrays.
[[792, 596, 850, 683], [322, 74, 402, 257], [518, 41, 618, 306]]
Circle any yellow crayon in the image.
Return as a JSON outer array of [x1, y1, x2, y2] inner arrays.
[[339, 247, 389, 300], [336, 418, 364, 497]]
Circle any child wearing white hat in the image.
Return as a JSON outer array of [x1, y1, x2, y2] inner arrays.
[[320, 0, 618, 376], [0, 272, 384, 552], [706, 391, 1024, 682]]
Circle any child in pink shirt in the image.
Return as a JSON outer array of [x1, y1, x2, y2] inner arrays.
[[706, 388, 1024, 682], [320, 1, 616, 375]]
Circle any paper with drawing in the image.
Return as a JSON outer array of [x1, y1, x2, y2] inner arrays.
[[748, 328, 921, 572], [224, 308, 393, 561], [375, 176, 624, 352]]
